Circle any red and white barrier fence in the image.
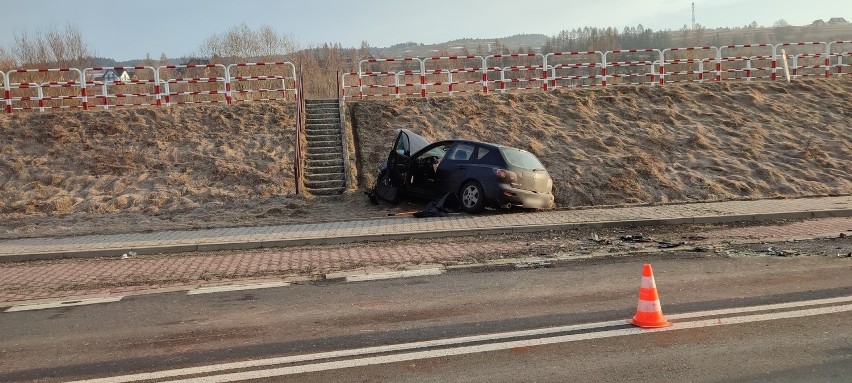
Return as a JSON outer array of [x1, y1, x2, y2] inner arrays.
[[227, 62, 297, 102], [488, 53, 547, 92], [157, 64, 228, 105], [422, 55, 487, 96], [5, 68, 87, 112], [1, 70, 9, 114], [775, 42, 829, 79], [3, 61, 299, 113], [544, 51, 604, 88], [718, 44, 776, 81], [661, 47, 718, 84], [83, 66, 161, 109], [828, 40, 852, 75], [602, 48, 662, 86], [358, 57, 423, 99]]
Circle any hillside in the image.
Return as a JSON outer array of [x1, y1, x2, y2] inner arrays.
[[350, 77, 852, 206], [1, 77, 850, 239], [0, 103, 299, 237]]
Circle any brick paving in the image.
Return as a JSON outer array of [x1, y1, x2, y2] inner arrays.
[[0, 197, 852, 303], [1, 196, 850, 261], [0, 215, 849, 305], [0, 238, 555, 303]]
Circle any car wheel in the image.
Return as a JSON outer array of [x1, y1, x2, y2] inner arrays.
[[459, 181, 485, 213]]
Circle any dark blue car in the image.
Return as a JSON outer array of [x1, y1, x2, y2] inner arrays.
[[371, 129, 555, 213]]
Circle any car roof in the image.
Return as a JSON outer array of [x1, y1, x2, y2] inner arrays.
[[412, 139, 523, 156]]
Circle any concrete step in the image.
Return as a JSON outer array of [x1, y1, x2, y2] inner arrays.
[[305, 129, 339, 135], [307, 158, 343, 167], [306, 152, 342, 160], [306, 117, 340, 123], [307, 142, 342, 151], [305, 131, 340, 139], [305, 104, 338, 109], [305, 99, 338, 104], [305, 158, 343, 168], [304, 123, 339, 130], [305, 179, 344, 189], [305, 172, 345, 182], [308, 141, 343, 150], [305, 109, 339, 116], [307, 137, 342, 146], [308, 186, 346, 196], [306, 165, 344, 174]]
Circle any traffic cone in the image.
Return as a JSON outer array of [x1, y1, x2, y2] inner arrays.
[[630, 263, 672, 328]]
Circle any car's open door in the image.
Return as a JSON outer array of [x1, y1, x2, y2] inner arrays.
[[374, 129, 429, 203]]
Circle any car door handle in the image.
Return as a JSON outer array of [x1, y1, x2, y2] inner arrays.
[[457, 165, 467, 170]]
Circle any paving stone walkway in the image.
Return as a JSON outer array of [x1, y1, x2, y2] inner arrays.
[[1, 196, 850, 262]]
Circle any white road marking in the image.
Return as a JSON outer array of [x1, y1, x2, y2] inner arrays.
[[68, 295, 852, 383], [167, 303, 852, 383], [345, 268, 444, 282], [186, 281, 290, 295], [4, 296, 123, 313]]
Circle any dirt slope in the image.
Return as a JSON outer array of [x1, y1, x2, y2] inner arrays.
[[351, 78, 852, 206], [1, 78, 850, 239], [0, 103, 297, 225]]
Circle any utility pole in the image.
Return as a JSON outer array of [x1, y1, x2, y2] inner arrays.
[[691, 2, 696, 30]]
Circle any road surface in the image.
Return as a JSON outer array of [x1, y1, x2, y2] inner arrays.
[[1, 244, 849, 382]]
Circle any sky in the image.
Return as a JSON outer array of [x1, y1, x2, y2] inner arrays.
[[2, 0, 850, 61]]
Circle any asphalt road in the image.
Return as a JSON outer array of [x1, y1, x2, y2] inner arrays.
[[0, 251, 850, 382]]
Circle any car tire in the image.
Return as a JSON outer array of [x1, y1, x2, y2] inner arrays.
[[459, 181, 485, 214]]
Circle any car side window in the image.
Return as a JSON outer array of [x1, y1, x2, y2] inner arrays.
[[395, 133, 410, 156], [446, 143, 475, 161], [476, 147, 489, 160]]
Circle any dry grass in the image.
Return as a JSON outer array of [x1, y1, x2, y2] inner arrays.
[[0, 103, 297, 219], [351, 77, 852, 206], [1, 77, 850, 239]]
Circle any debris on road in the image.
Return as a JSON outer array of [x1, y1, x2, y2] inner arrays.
[[620, 234, 653, 243], [657, 241, 685, 249]]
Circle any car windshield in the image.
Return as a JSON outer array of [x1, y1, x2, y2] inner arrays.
[[500, 148, 545, 170]]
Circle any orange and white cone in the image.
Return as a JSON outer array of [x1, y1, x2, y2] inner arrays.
[[630, 263, 672, 328]]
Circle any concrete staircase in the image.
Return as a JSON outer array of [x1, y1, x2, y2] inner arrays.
[[303, 99, 346, 196]]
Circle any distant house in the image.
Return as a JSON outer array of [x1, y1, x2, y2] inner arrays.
[[827, 17, 849, 25], [811, 19, 826, 27], [89, 69, 131, 83]]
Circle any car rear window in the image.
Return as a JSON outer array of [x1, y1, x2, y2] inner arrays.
[[500, 148, 545, 170]]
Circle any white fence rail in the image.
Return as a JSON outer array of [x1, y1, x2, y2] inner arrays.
[[2, 61, 298, 113], [340, 40, 851, 100]]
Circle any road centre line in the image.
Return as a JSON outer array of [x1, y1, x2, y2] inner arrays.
[[69, 295, 852, 383], [344, 268, 444, 282], [4, 297, 123, 313], [162, 304, 852, 382], [186, 281, 290, 295]]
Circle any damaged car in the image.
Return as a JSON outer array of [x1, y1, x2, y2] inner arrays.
[[370, 129, 555, 213]]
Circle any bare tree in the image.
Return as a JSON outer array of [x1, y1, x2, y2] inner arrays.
[[198, 23, 296, 63], [0, 46, 16, 70], [9, 24, 93, 68]]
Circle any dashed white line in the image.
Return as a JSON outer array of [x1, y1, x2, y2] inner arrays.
[[4, 296, 123, 313], [344, 268, 444, 282], [186, 281, 290, 295]]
